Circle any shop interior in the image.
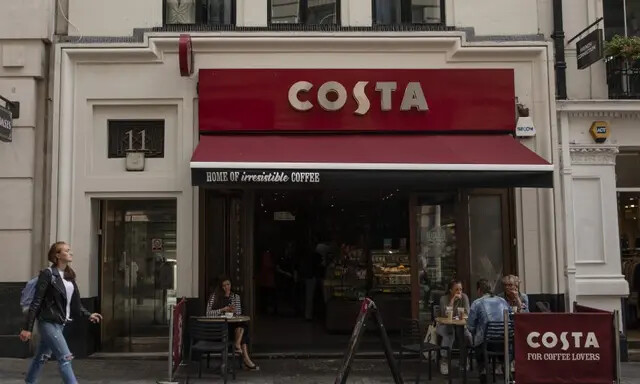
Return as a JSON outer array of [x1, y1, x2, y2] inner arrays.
[[617, 151, 640, 341], [201, 186, 513, 353], [252, 188, 412, 352]]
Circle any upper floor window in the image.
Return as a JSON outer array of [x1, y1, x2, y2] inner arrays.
[[164, 0, 235, 25], [373, 0, 444, 25], [269, 0, 339, 25]]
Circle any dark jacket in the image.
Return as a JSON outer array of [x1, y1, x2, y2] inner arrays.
[[23, 268, 91, 332]]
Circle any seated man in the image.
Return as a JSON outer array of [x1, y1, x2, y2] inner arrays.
[[499, 274, 529, 313], [466, 279, 510, 384]]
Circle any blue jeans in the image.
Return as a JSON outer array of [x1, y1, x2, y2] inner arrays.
[[25, 321, 77, 384]]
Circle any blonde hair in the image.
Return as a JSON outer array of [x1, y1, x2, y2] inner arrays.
[[502, 274, 520, 286]]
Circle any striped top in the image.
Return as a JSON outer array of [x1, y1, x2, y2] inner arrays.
[[206, 292, 242, 317]]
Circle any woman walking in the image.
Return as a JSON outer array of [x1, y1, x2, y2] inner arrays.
[[19, 241, 102, 384]]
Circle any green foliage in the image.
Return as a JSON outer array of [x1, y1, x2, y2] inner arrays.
[[605, 35, 640, 61]]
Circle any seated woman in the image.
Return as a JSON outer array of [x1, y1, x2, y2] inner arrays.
[[206, 276, 259, 370], [499, 274, 529, 313], [436, 279, 472, 376]]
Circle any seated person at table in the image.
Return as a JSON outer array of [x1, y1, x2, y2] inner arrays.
[[206, 276, 259, 370], [436, 279, 472, 375], [467, 278, 510, 384], [498, 274, 529, 313]]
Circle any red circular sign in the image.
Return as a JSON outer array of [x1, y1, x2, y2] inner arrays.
[[178, 34, 193, 77]]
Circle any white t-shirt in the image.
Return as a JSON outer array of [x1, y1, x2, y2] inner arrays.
[[58, 269, 75, 320]]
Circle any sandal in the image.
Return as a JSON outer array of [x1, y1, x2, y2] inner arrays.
[[244, 361, 260, 371]]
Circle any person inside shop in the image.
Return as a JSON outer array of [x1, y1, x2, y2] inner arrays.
[[436, 279, 472, 375], [257, 249, 276, 315], [206, 276, 259, 370], [275, 244, 296, 316], [499, 274, 529, 313], [299, 242, 324, 321], [467, 278, 510, 384]]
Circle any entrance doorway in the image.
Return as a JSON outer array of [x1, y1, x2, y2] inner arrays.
[[99, 200, 177, 352], [201, 187, 515, 354]]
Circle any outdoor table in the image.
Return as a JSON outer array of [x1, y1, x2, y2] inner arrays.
[[194, 315, 251, 323], [189, 316, 252, 375], [436, 316, 468, 384]]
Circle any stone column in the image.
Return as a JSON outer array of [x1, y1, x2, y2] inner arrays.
[[568, 145, 629, 315]]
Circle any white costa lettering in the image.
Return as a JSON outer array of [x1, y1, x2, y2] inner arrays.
[[288, 80, 428, 115], [526, 331, 600, 350]]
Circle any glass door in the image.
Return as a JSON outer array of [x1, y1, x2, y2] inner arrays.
[[466, 189, 513, 300], [100, 200, 177, 352]]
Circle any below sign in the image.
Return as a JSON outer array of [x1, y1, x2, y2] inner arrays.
[[0, 105, 12, 142], [577, 29, 604, 70]]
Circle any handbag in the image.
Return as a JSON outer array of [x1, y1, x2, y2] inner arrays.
[[423, 321, 438, 360]]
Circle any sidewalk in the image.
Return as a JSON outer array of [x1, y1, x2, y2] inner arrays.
[[0, 357, 639, 383]]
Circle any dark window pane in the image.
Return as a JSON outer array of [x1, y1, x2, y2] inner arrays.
[[166, 0, 197, 24], [604, 0, 626, 40], [374, 0, 442, 25], [374, 0, 402, 25], [271, 0, 301, 23], [270, 0, 337, 24], [411, 0, 441, 24], [208, 0, 234, 24], [627, 0, 640, 36], [307, 0, 337, 24]]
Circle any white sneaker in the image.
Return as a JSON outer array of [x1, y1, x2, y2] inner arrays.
[[440, 361, 449, 375], [495, 364, 503, 375]]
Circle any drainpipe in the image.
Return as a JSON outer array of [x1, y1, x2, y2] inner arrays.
[[552, 0, 567, 100]]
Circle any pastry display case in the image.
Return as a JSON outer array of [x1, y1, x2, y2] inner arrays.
[[371, 250, 411, 293]]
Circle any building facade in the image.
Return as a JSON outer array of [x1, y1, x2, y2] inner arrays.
[[0, 0, 633, 357], [0, 0, 56, 357]]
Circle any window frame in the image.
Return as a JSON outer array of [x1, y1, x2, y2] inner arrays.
[[371, 0, 446, 25], [267, 0, 342, 26], [162, 0, 237, 26]]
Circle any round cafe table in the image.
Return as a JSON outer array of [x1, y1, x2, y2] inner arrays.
[[195, 315, 251, 323], [436, 317, 469, 384]]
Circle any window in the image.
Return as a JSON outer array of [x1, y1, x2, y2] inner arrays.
[[373, 0, 444, 25], [269, 0, 339, 25], [164, 0, 235, 25]]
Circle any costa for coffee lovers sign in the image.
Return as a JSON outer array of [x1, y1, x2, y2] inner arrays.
[[515, 313, 615, 384], [198, 69, 515, 132]]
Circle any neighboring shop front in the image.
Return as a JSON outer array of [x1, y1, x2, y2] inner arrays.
[[52, 32, 558, 354], [556, 101, 633, 337]]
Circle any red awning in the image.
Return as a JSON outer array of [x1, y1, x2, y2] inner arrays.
[[192, 134, 551, 170], [191, 134, 553, 187]]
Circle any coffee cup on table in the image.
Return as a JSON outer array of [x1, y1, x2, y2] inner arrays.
[[224, 312, 233, 318], [457, 307, 465, 319], [445, 306, 453, 320]]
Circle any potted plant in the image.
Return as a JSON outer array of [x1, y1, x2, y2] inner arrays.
[[604, 35, 640, 98], [605, 35, 640, 65]]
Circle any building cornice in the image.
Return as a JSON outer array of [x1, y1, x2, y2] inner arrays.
[[558, 100, 640, 119], [569, 145, 619, 165], [56, 32, 550, 64]]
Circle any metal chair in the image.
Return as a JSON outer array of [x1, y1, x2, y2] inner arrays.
[[398, 317, 440, 382], [432, 303, 474, 382], [187, 317, 236, 383], [481, 319, 514, 383]]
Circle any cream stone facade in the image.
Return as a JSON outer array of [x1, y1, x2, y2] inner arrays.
[[2, 0, 635, 357], [52, 32, 557, 299]]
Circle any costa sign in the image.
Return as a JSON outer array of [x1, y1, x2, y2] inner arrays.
[[515, 313, 615, 384], [198, 69, 515, 133], [288, 81, 428, 115]]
